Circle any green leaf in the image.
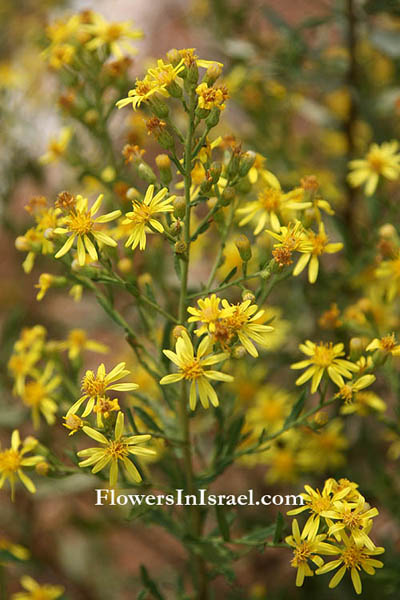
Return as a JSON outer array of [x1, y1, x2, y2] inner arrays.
[[139, 565, 165, 600], [273, 512, 285, 544], [283, 390, 306, 428], [236, 524, 276, 545], [216, 505, 231, 541], [225, 414, 245, 455], [0, 549, 27, 563]]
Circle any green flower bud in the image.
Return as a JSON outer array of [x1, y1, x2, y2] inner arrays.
[[149, 96, 169, 119], [155, 154, 172, 185], [220, 186, 235, 206], [235, 234, 252, 262], [173, 197, 186, 219], [209, 162, 222, 184], [137, 163, 157, 184], [238, 151, 256, 177], [205, 106, 220, 128]]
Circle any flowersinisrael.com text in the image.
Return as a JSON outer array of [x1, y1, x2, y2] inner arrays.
[[95, 488, 305, 507]]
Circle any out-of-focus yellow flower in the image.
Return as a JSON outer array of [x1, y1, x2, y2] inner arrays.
[[12, 575, 64, 600], [160, 330, 233, 410], [298, 420, 348, 472], [54, 193, 121, 266], [0, 431, 42, 501], [68, 362, 138, 417], [123, 184, 175, 251], [340, 390, 386, 416], [39, 127, 72, 164], [77, 411, 155, 487], [8, 327, 46, 395], [58, 328, 109, 360], [348, 141, 400, 196], [291, 340, 357, 393], [20, 363, 61, 429], [84, 13, 143, 58], [48, 43, 76, 69], [0, 537, 29, 562]]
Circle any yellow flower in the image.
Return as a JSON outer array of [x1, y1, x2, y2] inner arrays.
[[187, 294, 224, 335], [12, 576, 64, 600], [316, 532, 384, 595], [160, 330, 233, 410], [39, 127, 72, 164], [35, 273, 56, 301], [298, 420, 348, 472], [246, 385, 293, 435], [48, 43, 76, 69], [214, 300, 274, 357], [116, 76, 168, 110], [77, 411, 155, 487], [326, 498, 379, 550], [123, 184, 175, 251], [376, 253, 400, 301], [335, 374, 376, 403], [93, 396, 120, 428], [287, 482, 352, 540], [178, 48, 223, 70], [147, 58, 185, 87], [0, 431, 42, 501], [67, 362, 139, 417], [58, 328, 109, 360], [366, 333, 400, 356], [285, 519, 337, 587], [340, 390, 386, 416], [62, 413, 84, 436], [20, 363, 61, 429], [84, 13, 142, 58], [54, 193, 121, 266], [348, 141, 400, 195], [237, 182, 284, 235], [293, 222, 343, 284], [195, 82, 229, 111], [291, 341, 358, 393]]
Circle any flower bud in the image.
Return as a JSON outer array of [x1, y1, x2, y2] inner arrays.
[[149, 96, 169, 119], [84, 108, 99, 125], [235, 234, 252, 262], [205, 106, 220, 128], [242, 289, 255, 303], [349, 337, 364, 361], [35, 461, 49, 476], [15, 236, 29, 252], [200, 176, 213, 194], [187, 62, 199, 85], [209, 161, 222, 184], [170, 220, 182, 236], [204, 64, 222, 86], [118, 257, 133, 274], [167, 80, 182, 98], [379, 223, 396, 239], [173, 197, 186, 219], [156, 154, 172, 185], [126, 187, 140, 201], [238, 151, 256, 177], [166, 48, 181, 67], [235, 177, 251, 194], [220, 186, 235, 206], [137, 163, 157, 184], [172, 325, 186, 339], [226, 147, 241, 178], [232, 345, 246, 359], [174, 240, 187, 255]]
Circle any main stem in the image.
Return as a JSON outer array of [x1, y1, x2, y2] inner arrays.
[[178, 89, 209, 600]]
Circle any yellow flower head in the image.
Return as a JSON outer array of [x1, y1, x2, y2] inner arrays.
[[20, 363, 61, 429], [316, 532, 384, 595], [160, 330, 233, 410], [68, 362, 139, 417], [348, 140, 400, 196], [366, 333, 400, 356], [292, 341, 358, 393], [0, 431, 42, 501], [84, 13, 143, 58], [39, 127, 72, 165], [214, 300, 274, 357], [54, 193, 121, 266], [77, 411, 155, 487], [187, 294, 223, 335], [12, 575, 64, 600], [293, 222, 343, 284], [196, 82, 229, 111], [63, 413, 84, 436], [123, 184, 175, 251], [335, 374, 376, 404], [285, 519, 337, 587], [58, 328, 109, 360], [116, 75, 168, 111]]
